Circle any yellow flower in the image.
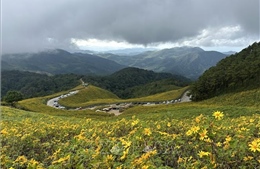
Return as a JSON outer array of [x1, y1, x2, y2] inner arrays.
[[212, 111, 224, 120], [186, 130, 193, 136], [143, 128, 152, 136], [120, 148, 129, 160], [248, 139, 260, 152], [0, 129, 8, 135], [105, 154, 114, 162], [216, 142, 222, 147], [167, 122, 171, 127], [15, 155, 28, 164], [195, 114, 203, 123], [156, 124, 161, 129], [224, 135, 232, 144], [199, 129, 208, 140], [120, 138, 132, 148], [141, 165, 149, 169], [177, 157, 183, 163], [198, 151, 210, 158], [52, 155, 70, 164], [131, 119, 140, 126], [191, 126, 200, 133]]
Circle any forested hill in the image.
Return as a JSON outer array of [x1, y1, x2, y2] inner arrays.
[[2, 68, 190, 100], [83, 67, 191, 98], [191, 42, 260, 101], [1, 70, 82, 99]]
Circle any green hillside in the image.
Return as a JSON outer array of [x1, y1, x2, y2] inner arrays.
[[83, 67, 190, 99], [191, 42, 260, 101], [58, 85, 120, 107], [2, 86, 260, 168]]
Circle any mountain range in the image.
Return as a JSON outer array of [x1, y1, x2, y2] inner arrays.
[[98, 47, 227, 79], [1, 49, 126, 75], [2, 47, 228, 79]]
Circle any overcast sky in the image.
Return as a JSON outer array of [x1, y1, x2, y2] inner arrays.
[[1, 0, 260, 53]]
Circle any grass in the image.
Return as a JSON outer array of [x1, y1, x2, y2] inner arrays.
[[1, 105, 260, 168], [58, 85, 189, 108], [2, 86, 260, 168]]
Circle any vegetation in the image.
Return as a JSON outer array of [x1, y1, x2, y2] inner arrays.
[[2, 68, 189, 101], [2, 42, 260, 168], [191, 42, 260, 101], [57, 85, 188, 108], [3, 90, 23, 103], [1, 101, 260, 168], [1, 70, 82, 99], [83, 67, 190, 99]]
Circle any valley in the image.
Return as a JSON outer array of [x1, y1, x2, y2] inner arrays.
[[1, 42, 260, 168]]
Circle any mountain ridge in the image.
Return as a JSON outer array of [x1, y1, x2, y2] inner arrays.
[[1, 49, 126, 75]]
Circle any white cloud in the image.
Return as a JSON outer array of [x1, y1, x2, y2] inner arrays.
[[71, 38, 144, 51]]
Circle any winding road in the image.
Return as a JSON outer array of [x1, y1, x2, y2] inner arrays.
[[46, 89, 191, 115]]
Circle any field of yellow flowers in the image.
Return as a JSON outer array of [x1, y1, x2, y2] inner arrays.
[[1, 105, 260, 168]]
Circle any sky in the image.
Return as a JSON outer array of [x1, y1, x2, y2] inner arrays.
[[1, 0, 260, 54]]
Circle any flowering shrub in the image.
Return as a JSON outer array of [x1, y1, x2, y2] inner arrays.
[[1, 106, 259, 168]]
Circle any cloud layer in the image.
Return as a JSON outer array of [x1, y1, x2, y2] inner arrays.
[[2, 0, 260, 53]]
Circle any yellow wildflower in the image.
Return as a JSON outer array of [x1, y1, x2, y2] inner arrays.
[[191, 126, 200, 133], [167, 122, 171, 127], [120, 138, 132, 148], [120, 148, 129, 160], [195, 114, 203, 123], [212, 111, 224, 120], [15, 155, 28, 165], [248, 139, 260, 152], [0, 129, 8, 135], [105, 154, 114, 163], [225, 135, 232, 143], [198, 151, 210, 158], [186, 130, 193, 136], [131, 119, 140, 126], [177, 157, 183, 163], [52, 155, 70, 164], [143, 128, 152, 136], [199, 129, 208, 140], [156, 124, 161, 129], [216, 142, 222, 147]]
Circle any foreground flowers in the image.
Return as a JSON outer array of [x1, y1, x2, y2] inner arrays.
[[212, 111, 224, 120], [1, 107, 260, 168], [248, 138, 260, 152]]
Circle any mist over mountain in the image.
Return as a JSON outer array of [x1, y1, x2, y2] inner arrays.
[[1, 49, 126, 75], [99, 47, 227, 79]]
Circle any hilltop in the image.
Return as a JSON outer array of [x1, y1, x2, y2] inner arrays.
[[83, 67, 190, 99]]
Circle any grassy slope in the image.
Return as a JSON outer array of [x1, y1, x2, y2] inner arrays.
[[16, 84, 259, 124], [58, 85, 189, 108], [17, 85, 114, 119]]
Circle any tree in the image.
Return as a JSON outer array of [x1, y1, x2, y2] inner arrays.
[[3, 90, 23, 103]]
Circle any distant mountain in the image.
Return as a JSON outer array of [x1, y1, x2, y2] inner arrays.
[[104, 48, 155, 56], [190, 42, 260, 101], [98, 47, 227, 79], [222, 51, 237, 55], [1, 49, 126, 75]]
